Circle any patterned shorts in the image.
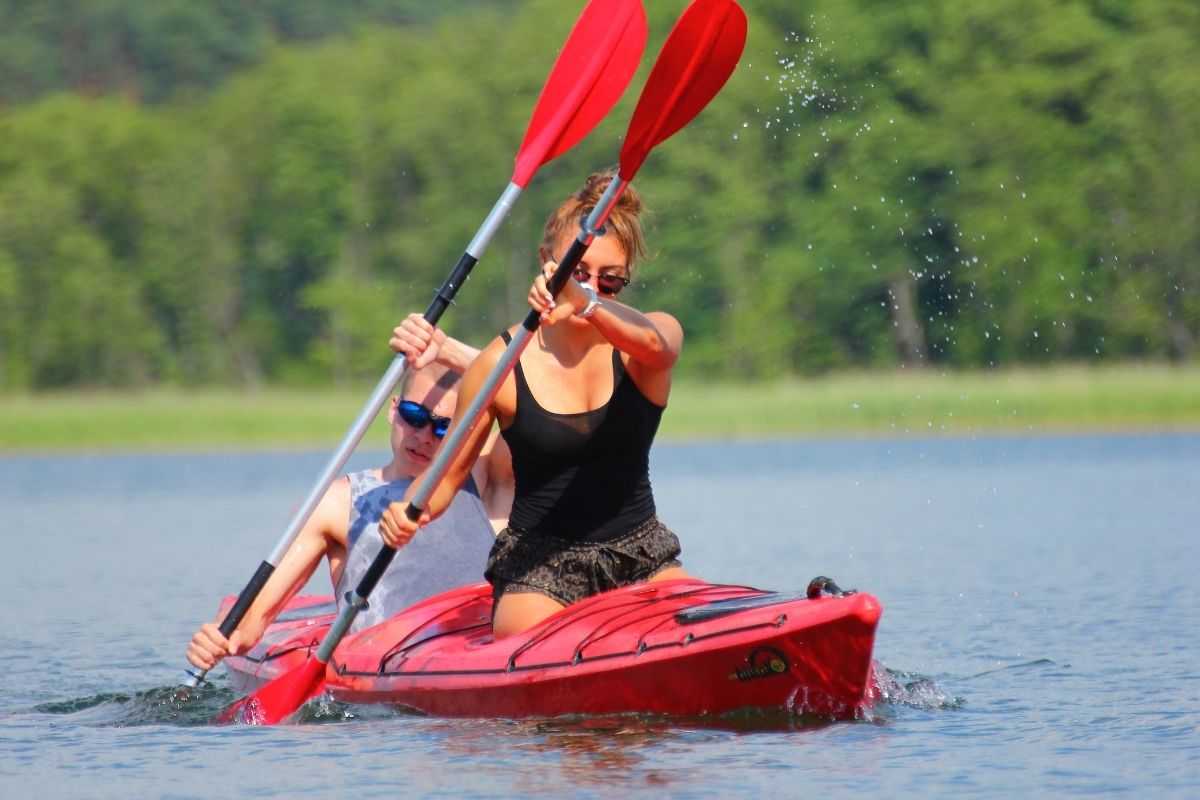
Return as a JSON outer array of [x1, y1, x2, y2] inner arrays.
[[484, 516, 683, 606]]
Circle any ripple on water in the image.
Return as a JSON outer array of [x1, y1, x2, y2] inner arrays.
[[22, 669, 965, 733], [31, 683, 237, 727]]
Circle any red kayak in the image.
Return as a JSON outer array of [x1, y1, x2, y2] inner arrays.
[[222, 578, 881, 720]]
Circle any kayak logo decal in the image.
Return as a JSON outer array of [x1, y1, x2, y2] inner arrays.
[[728, 647, 790, 682]]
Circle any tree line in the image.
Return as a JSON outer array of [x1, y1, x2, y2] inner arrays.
[[0, 0, 1196, 389], [0, 0, 514, 105]]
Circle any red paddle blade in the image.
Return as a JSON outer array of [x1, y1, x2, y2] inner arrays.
[[216, 656, 328, 726], [619, 0, 747, 179], [513, 0, 647, 187]]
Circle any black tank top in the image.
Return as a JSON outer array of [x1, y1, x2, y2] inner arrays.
[[500, 332, 664, 543]]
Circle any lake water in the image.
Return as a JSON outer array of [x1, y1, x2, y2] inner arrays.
[[1, 434, 1196, 798]]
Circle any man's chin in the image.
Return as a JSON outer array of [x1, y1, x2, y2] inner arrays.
[[404, 448, 432, 467]]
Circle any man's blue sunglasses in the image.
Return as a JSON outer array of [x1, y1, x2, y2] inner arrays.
[[397, 400, 451, 438]]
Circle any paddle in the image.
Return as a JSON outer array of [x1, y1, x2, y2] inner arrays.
[[182, 0, 646, 690], [217, 0, 746, 726]]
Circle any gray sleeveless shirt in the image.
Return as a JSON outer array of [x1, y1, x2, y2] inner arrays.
[[334, 469, 495, 633]]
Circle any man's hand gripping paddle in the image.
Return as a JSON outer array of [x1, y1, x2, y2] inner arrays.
[[217, 0, 746, 725], [182, 0, 647, 692]]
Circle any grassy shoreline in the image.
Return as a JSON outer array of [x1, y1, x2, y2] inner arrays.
[[2, 363, 1197, 453]]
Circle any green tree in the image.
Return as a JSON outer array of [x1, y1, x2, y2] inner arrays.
[[1, 0, 1197, 389]]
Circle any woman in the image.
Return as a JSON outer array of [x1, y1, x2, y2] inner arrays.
[[381, 172, 688, 639]]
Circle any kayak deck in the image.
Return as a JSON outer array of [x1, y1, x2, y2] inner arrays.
[[223, 578, 881, 720]]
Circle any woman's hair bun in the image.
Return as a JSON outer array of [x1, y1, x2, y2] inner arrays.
[[544, 170, 646, 273], [574, 171, 643, 216]]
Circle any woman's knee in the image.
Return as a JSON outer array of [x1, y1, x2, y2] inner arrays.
[[492, 592, 564, 640], [648, 566, 690, 583]]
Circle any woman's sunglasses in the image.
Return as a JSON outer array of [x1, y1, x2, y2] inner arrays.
[[396, 400, 451, 438], [572, 268, 630, 297]]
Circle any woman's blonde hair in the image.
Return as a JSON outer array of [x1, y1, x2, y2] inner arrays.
[[541, 171, 647, 277]]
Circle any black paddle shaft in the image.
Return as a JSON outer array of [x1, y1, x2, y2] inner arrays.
[[217, 562, 274, 639], [424, 252, 479, 326]]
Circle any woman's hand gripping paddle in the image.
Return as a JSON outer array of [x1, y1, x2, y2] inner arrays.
[[216, 0, 746, 726], [184, 0, 647, 694]]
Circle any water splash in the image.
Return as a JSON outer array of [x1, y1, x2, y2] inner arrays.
[[870, 662, 963, 712], [754, 20, 860, 141]]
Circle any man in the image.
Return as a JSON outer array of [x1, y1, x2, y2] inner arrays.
[[187, 336, 511, 672]]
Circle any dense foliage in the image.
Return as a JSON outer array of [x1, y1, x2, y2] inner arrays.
[[0, 0, 1196, 388], [0, 0, 516, 104]]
